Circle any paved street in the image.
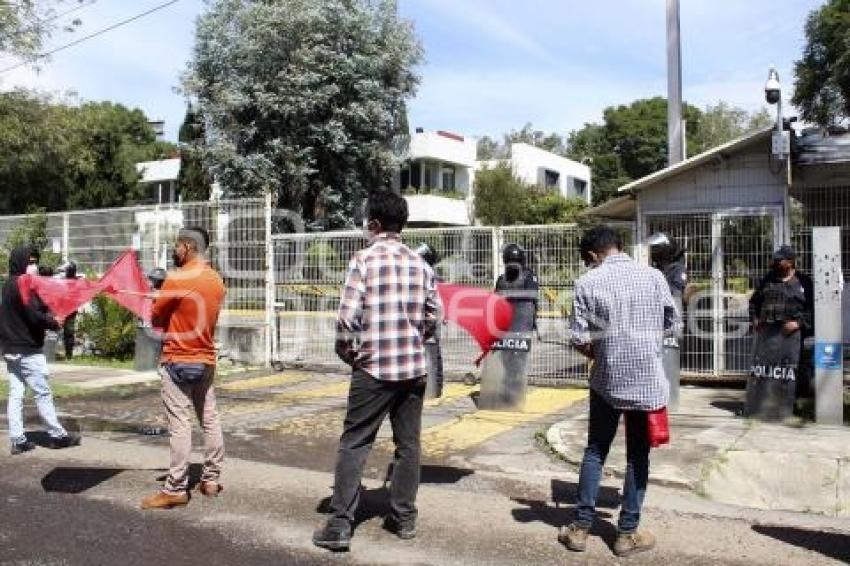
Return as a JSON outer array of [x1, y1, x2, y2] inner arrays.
[[2, 369, 850, 564]]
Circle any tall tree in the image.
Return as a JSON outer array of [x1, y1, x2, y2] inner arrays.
[[693, 102, 774, 154], [0, 90, 174, 213], [177, 103, 211, 201], [0, 0, 83, 61], [792, 0, 850, 126], [184, 0, 423, 229]]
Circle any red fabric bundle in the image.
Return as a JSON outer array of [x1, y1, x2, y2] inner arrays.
[[17, 275, 104, 320], [436, 283, 514, 364], [17, 249, 152, 323], [647, 407, 670, 448]]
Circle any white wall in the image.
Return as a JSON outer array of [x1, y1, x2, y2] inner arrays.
[[408, 131, 477, 168], [509, 143, 592, 203]]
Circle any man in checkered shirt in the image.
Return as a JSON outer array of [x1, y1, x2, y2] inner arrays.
[[313, 191, 438, 552], [559, 225, 680, 558]]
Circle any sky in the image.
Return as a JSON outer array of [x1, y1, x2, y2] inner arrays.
[[0, 0, 827, 142]]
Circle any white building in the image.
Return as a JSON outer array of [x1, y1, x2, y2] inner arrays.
[[136, 158, 181, 204], [394, 129, 592, 226]]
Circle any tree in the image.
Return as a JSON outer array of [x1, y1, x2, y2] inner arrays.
[[0, 208, 61, 281], [473, 163, 586, 225], [0, 1, 83, 61], [476, 135, 502, 160], [0, 90, 175, 213], [184, 0, 423, 229], [693, 102, 774, 154], [177, 103, 211, 201], [792, 0, 850, 126]]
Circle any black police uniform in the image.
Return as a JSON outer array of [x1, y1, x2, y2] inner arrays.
[[747, 268, 814, 418]]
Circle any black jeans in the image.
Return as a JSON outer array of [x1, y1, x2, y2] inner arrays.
[[329, 369, 426, 527]]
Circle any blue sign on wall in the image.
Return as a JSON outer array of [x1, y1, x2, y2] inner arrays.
[[815, 342, 843, 370]]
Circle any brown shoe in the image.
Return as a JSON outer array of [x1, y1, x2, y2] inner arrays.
[[141, 491, 189, 510], [558, 522, 590, 552], [199, 480, 223, 497], [614, 530, 656, 557]]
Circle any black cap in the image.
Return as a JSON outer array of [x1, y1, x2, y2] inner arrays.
[[502, 243, 526, 265], [772, 245, 796, 262]]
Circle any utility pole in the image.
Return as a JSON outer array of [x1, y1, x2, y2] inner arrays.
[[666, 0, 684, 166]]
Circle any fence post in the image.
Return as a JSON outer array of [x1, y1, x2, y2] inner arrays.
[[491, 227, 503, 286], [153, 203, 161, 269], [62, 213, 69, 263], [711, 214, 725, 377], [264, 191, 275, 367]]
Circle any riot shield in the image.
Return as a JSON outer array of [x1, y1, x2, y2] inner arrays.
[[745, 324, 799, 421], [479, 331, 531, 410]]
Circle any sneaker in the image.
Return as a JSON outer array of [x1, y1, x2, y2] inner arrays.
[[312, 520, 352, 552], [383, 515, 416, 540], [10, 440, 36, 455], [48, 433, 81, 449], [558, 522, 590, 552], [614, 530, 656, 557], [198, 480, 223, 497]]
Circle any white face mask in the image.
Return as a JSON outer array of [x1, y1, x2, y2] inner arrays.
[[25, 264, 38, 275]]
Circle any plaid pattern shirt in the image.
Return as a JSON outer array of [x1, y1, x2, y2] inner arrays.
[[569, 253, 681, 411], [336, 233, 438, 382]]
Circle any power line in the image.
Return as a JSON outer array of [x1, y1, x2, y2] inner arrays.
[[0, 0, 180, 74], [8, 0, 98, 39]]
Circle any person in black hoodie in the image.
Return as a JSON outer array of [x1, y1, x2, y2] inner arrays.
[[1, 246, 81, 454]]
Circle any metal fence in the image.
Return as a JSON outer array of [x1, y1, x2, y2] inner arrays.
[[4, 195, 845, 381]]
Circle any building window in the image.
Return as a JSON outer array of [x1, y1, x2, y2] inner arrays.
[[544, 169, 560, 190], [441, 168, 456, 191], [571, 177, 587, 196]]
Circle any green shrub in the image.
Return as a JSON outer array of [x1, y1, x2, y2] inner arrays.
[[76, 294, 137, 360]]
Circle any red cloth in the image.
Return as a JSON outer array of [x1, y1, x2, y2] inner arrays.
[[17, 275, 103, 320], [648, 407, 670, 448], [16, 249, 151, 323], [99, 250, 151, 322], [436, 283, 513, 365]]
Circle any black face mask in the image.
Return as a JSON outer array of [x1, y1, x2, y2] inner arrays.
[[172, 251, 184, 268], [505, 264, 521, 280]]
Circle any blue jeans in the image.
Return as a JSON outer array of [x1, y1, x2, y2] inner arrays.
[[575, 390, 650, 534], [5, 353, 67, 445]]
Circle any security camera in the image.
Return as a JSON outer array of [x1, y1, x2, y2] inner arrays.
[[764, 67, 781, 105]]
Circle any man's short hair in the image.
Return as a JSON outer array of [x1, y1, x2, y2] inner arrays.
[[579, 225, 623, 256], [178, 226, 210, 253], [367, 190, 408, 234]]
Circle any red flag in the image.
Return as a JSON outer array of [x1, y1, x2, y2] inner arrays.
[[99, 249, 152, 322], [436, 283, 513, 365], [17, 275, 103, 320]]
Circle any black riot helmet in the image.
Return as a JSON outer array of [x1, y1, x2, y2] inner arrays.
[[148, 267, 167, 290], [64, 261, 77, 279], [502, 243, 526, 267], [647, 232, 684, 267], [414, 242, 439, 267]]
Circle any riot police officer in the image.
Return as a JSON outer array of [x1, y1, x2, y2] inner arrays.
[[647, 232, 687, 301], [495, 243, 539, 331], [61, 261, 79, 359], [414, 243, 443, 398], [748, 245, 814, 416], [479, 244, 539, 410], [647, 233, 687, 410]]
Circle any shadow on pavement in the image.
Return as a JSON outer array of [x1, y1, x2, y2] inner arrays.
[[752, 525, 850, 563], [510, 479, 620, 549], [384, 463, 474, 485], [710, 399, 745, 416], [41, 467, 125, 494], [316, 486, 389, 531]]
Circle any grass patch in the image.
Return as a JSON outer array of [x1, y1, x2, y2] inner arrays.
[[55, 355, 134, 370], [0, 380, 86, 401]]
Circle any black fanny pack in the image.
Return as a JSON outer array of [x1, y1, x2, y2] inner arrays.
[[164, 362, 209, 385]]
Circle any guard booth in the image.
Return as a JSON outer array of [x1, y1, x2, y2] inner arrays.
[[589, 126, 850, 384]]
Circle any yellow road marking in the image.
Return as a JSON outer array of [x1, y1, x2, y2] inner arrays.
[[219, 372, 312, 391], [424, 383, 478, 407], [417, 387, 588, 458]]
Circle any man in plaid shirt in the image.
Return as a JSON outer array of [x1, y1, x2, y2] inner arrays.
[[559, 225, 679, 558], [314, 191, 438, 552]]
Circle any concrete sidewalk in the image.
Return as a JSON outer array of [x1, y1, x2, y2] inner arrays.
[[0, 362, 160, 389], [546, 386, 850, 517]]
